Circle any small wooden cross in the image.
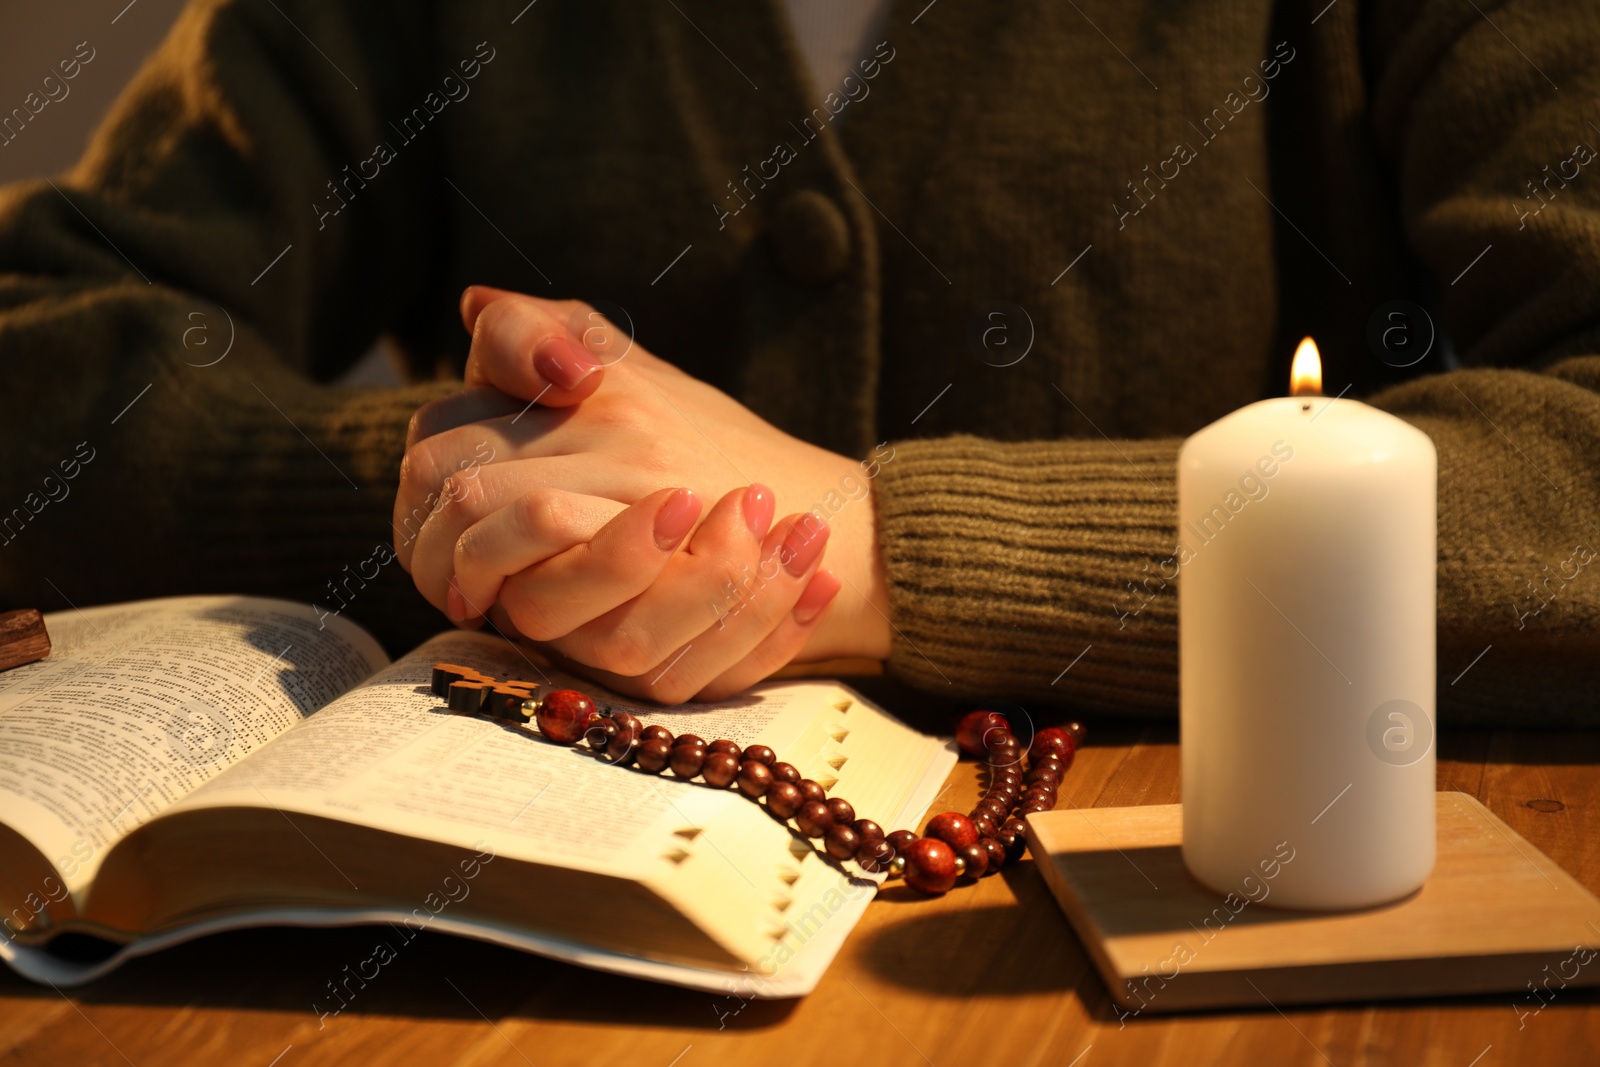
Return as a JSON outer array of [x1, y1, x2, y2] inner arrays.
[[430, 663, 540, 721], [0, 609, 50, 672]]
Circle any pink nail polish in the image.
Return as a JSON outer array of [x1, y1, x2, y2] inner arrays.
[[654, 488, 701, 550], [792, 570, 842, 625], [780, 516, 830, 577], [533, 336, 602, 391], [743, 484, 775, 541]]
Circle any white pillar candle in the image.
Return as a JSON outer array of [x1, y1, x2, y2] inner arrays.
[[1179, 339, 1436, 910]]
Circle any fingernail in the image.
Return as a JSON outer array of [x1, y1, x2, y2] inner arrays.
[[533, 336, 602, 391], [780, 516, 830, 577], [743, 484, 775, 541], [446, 581, 467, 624], [654, 488, 701, 550], [792, 569, 842, 625]]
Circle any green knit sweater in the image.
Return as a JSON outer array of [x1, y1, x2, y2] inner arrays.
[[1, 0, 1596, 725]]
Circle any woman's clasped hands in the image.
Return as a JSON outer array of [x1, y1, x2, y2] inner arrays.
[[392, 287, 892, 703]]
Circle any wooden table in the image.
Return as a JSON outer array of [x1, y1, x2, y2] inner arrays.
[[4, 724, 1597, 1066]]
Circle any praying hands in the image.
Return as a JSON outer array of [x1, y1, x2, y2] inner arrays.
[[393, 287, 893, 703]]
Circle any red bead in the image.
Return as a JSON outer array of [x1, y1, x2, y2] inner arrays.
[[955, 842, 987, 880], [955, 710, 1011, 758], [635, 738, 671, 773], [1001, 817, 1028, 838], [770, 761, 801, 784], [673, 733, 705, 751], [605, 727, 637, 765], [742, 745, 776, 766], [1028, 726, 1076, 762], [707, 739, 742, 757], [669, 744, 705, 779], [736, 761, 773, 798], [797, 800, 834, 838], [852, 819, 885, 848], [797, 779, 826, 804], [886, 829, 918, 855], [902, 838, 959, 895], [610, 712, 642, 740], [969, 814, 997, 839], [925, 812, 979, 849], [701, 752, 739, 788], [826, 798, 855, 825], [1065, 721, 1088, 747], [825, 824, 861, 860], [640, 724, 674, 746], [979, 837, 1005, 873], [765, 780, 803, 819]]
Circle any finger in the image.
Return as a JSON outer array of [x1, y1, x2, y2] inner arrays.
[[549, 485, 775, 674], [631, 513, 831, 704], [409, 463, 625, 608], [496, 487, 704, 642], [395, 435, 649, 576], [467, 296, 605, 405], [694, 569, 843, 701], [406, 387, 528, 447], [448, 489, 630, 625]]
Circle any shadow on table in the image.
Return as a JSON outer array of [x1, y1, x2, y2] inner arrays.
[[0, 924, 800, 1030]]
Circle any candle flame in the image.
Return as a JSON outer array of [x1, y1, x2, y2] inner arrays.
[[1290, 337, 1322, 397]]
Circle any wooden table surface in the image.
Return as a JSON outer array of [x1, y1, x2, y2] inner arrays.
[[4, 723, 1597, 1067]]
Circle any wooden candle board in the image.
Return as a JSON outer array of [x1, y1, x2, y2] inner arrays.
[[1024, 791, 1600, 1013]]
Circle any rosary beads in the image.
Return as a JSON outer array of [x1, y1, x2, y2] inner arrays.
[[431, 663, 1084, 895]]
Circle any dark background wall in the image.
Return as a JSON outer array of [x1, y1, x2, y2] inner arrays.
[[0, 0, 187, 184]]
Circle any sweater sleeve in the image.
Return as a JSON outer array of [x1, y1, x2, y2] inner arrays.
[[873, 2, 1600, 726], [0, 0, 457, 653]]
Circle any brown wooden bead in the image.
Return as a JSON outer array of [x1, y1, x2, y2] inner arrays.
[[741, 744, 776, 766], [984, 730, 1017, 753], [925, 812, 979, 849], [976, 797, 1009, 820], [672, 733, 705, 751], [969, 814, 997, 839], [640, 724, 674, 746], [765, 780, 803, 819], [954, 709, 1010, 758], [979, 836, 1006, 873], [707, 738, 742, 757], [955, 842, 988, 880], [857, 839, 895, 872], [1022, 787, 1055, 806], [825, 798, 855, 825], [585, 717, 617, 752], [796, 800, 834, 838], [635, 738, 672, 774], [768, 760, 801, 784], [736, 760, 774, 798], [605, 730, 638, 766], [825, 824, 861, 860], [1065, 721, 1088, 747], [1026, 768, 1063, 790], [701, 751, 739, 788], [886, 829, 918, 855], [851, 819, 885, 848], [902, 838, 959, 895], [1020, 801, 1051, 816], [668, 744, 706, 779], [1001, 817, 1028, 838], [1030, 757, 1065, 779], [610, 712, 642, 740], [1001, 828, 1028, 862], [797, 779, 826, 804], [1028, 726, 1075, 762]]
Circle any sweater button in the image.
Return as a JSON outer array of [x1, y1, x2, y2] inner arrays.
[[769, 190, 851, 284]]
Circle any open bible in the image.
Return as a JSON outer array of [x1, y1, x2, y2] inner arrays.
[[0, 596, 955, 997]]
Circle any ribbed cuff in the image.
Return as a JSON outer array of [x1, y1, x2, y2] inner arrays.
[[872, 434, 1183, 715]]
